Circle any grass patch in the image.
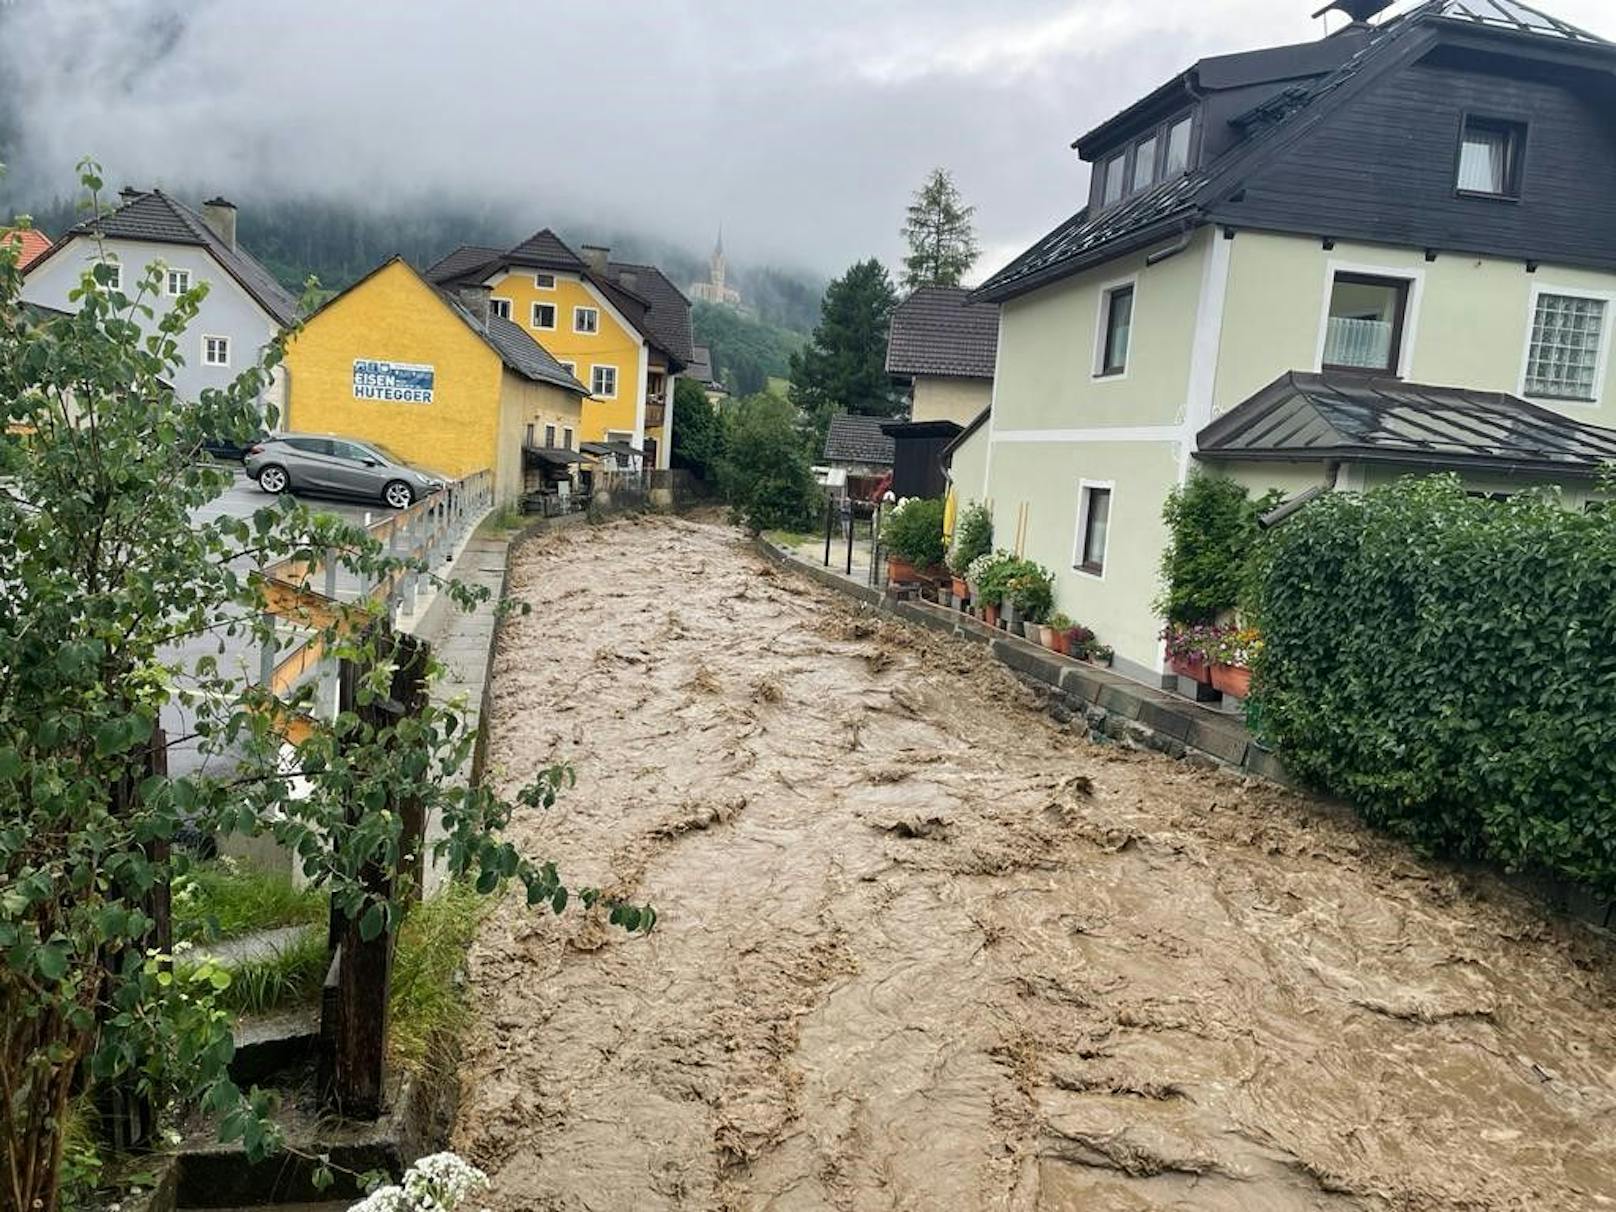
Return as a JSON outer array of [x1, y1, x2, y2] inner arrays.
[[476, 503, 525, 537], [173, 857, 325, 944], [389, 881, 492, 1076], [182, 928, 329, 1017], [764, 528, 821, 549]]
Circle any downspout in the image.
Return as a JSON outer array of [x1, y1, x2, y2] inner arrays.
[[1145, 222, 1197, 267]]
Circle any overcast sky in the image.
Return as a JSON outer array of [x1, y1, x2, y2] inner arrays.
[[4, 0, 1615, 281]]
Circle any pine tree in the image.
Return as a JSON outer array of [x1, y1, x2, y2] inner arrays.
[[788, 258, 901, 438], [901, 168, 979, 289]]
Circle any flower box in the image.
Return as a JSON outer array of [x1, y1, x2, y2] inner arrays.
[[1212, 663, 1252, 699], [1170, 654, 1213, 685], [887, 555, 918, 586]]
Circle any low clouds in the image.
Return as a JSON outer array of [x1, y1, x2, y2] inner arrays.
[[3, 0, 1614, 278]]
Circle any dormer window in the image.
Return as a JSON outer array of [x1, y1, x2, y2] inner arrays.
[[1131, 134, 1159, 193], [1101, 154, 1126, 207], [1164, 116, 1193, 177], [1457, 116, 1525, 199]]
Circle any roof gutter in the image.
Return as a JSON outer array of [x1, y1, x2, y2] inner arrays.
[[1145, 222, 1198, 267], [975, 212, 1206, 304]]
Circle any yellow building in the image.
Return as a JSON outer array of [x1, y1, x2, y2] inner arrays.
[[283, 257, 586, 505], [425, 230, 693, 470]]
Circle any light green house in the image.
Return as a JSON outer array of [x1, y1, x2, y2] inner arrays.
[[962, 0, 1616, 686]]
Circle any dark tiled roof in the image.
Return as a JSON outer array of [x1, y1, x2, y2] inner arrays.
[[482, 311, 588, 394], [52, 190, 297, 325], [605, 261, 693, 366], [979, 0, 1611, 303], [1196, 371, 1616, 477], [886, 286, 999, 380], [685, 344, 716, 384], [823, 413, 896, 466], [423, 245, 503, 284], [508, 229, 587, 270]]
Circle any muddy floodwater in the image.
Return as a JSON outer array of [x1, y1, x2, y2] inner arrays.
[[454, 515, 1616, 1211]]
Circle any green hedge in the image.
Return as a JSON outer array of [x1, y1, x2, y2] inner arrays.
[[1250, 475, 1616, 893], [882, 498, 947, 567]]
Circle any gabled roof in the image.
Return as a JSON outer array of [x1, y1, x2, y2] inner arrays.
[[942, 405, 991, 463], [823, 413, 896, 466], [1196, 371, 1616, 477], [685, 344, 717, 385], [424, 229, 690, 370], [979, 0, 1614, 303], [604, 261, 693, 366], [39, 190, 297, 325], [886, 285, 999, 380], [3, 227, 52, 271], [304, 256, 586, 396]]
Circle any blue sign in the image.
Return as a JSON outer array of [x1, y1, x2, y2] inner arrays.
[[353, 359, 435, 403]]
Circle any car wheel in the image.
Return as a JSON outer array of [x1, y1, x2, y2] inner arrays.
[[383, 480, 414, 510], [257, 464, 290, 495]]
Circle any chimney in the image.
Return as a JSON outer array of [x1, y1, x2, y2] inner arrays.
[[119, 186, 144, 204], [1311, 0, 1395, 26], [458, 284, 493, 332], [618, 270, 639, 293], [201, 196, 237, 251], [580, 244, 610, 275]]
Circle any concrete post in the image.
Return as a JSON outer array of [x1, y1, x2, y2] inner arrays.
[[259, 615, 277, 689]]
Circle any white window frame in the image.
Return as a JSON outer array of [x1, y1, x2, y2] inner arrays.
[[591, 364, 618, 398], [574, 306, 600, 334], [166, 267, 191, 297], [1517, 284, 1615, 409], [489, 297, 512, 320], [559, 360, 577, 378], [1092, 274, 1139, 383], [202, 334, 231, 368], [1071, 479, 1115, 582], [535, 272, 556, 290], [1313, 259, 1426, 378], [531, 301, 557, 331]]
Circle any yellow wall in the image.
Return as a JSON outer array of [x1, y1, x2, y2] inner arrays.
[[913, 376, 993, 427], [488, 269, 644, 443], [284, 259, 580, 504]]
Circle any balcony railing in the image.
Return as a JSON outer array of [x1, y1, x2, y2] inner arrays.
[[645, 401, 666, 429], [1323, 316, 1393, 370]]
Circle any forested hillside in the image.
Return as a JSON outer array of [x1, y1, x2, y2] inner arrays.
[[8, 189, 824, 338], [692, 301, 805, 395]]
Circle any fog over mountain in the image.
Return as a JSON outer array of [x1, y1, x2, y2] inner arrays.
[[3, 0, 1614, 283]]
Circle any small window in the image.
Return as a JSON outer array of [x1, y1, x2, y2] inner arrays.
[[1098, 284, 1134, 377], [1076, 485, 1112, 577], [563, 426, 574, 449], [592, 365, 618, 397], [202, 335, 230, 367], [544, 423, 557, 448], [102, 260, 122, 292], [1323, 273, 1409, 374], [574, 306, 600, 334], [1131, 135, 1158, 192], [1164, 116, 1193, 177], [1525, 293, 1607, 401], [1458, 116, 1525, 198], [1100, 154, 1126, 207], [535, 272, 556, 289], [525, 423, 536, 447], [559, 360, 577, 377], [531, 302, 557, 330], [490, 297, 512, 320], [166, 268, 191, 296]]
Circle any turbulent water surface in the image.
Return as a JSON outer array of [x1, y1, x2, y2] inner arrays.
[[453, 515, 1616, 1211]]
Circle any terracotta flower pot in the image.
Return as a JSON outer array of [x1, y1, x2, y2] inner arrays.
[[1212, 663, 1253, 699], [984, 603, 1001, 629], [1170, 654, 1213, 685], [951, 576, 969, 601], [887, 555, 917, 586], [1053, 630, 1069, 657]]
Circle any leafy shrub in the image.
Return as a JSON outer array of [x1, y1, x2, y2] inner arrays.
[[1157, 472, 1280, 624], [1250, 475, 1616, 892], [882, 497, 947, 567], [967, 550, 1015, 605], [948, 502, 993, 574], [1005, 559, 1055, 622], [718, 394, 821, 533]]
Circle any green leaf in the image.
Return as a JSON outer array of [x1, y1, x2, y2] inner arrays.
[[550, 886, 568, 916], [359, 901, 387, 942], [36, 942, 69, 982]]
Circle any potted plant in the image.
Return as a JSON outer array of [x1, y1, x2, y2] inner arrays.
[[882, 497, 947, 588], [1065, 623, 1095, 661], [1091, 643, 1115, 668], [968, 550, 1014, 630], [1006, 559, 1054, 639], [948, 502, 993, 605], [1162, 623, 1217, 685], [1211, 627, 1260, 698], [1048, 612, 1073, 655]]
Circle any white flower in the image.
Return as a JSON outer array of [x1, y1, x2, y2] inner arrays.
[[350, 1154, 490, 1212]]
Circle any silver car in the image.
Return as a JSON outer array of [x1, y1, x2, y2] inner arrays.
[[245, 434, 445, 510]]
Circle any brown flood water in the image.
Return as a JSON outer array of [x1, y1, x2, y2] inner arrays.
[[454, 515, 1616, 1211]]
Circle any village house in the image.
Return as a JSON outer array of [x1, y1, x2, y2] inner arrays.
[[425, 230, 692, 471], [22, 190, 296, 411], [886, 285, 999, 428], [963, 0, 1616, 686], [281, 257, 587, 507]]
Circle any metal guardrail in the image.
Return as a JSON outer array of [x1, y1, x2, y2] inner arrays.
[[255, 469, 494, 720]]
